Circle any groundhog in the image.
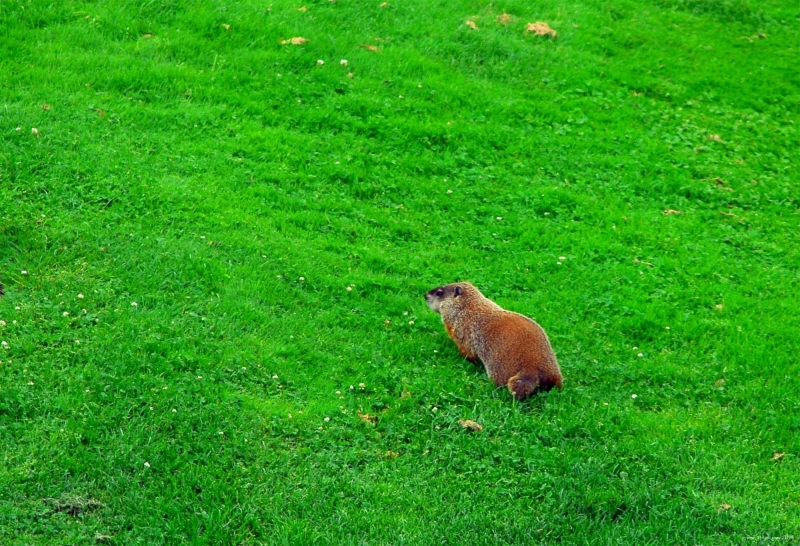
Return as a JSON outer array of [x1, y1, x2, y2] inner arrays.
[[425, 282, 562, 399]]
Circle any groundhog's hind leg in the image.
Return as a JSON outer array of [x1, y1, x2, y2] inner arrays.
[[507, 373, 540, 400]]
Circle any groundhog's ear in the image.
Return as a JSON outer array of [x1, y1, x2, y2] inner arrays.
[[454, 286, 463, 297]]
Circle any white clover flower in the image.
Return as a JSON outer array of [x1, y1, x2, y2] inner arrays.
[[631, 394, 638, 399], [63, 312, 69, 317], [324, 417, 330, 422], [131, 302, 138, 307], [638, 353, 643, 357], [340, 59, 348, 66], [317, 59, 324, 66], [144, 462, 150, 467]]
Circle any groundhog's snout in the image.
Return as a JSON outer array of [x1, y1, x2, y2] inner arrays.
[[424, 290, 441, 313]]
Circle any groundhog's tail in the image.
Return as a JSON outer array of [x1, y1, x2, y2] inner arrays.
[[507, 373, 540, 400]]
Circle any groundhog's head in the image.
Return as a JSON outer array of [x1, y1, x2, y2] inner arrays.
[[424, 282, 474, 314]]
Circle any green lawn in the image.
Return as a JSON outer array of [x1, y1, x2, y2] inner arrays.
[[1, 0, 799, 543]]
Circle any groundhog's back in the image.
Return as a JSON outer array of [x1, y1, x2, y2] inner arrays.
[[477, 310, 562, 390]]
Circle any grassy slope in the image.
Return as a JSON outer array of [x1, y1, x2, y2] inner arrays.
[[1, 0, 799, 543]]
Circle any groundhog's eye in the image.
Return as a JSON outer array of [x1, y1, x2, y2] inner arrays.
[[436, 289, 444, 297]]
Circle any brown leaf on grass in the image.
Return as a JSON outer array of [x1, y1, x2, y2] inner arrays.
[[297, 6, 307, 11], [497, 13, 512, 25], [714, 303, 724, 310], [384, 450, 399, 458], [401, 388, 411, 399], [714, 177, 734, 191], [282, 37, 309, 45], [708, 134, 721, 141], [142, 34, 152, 39], [465, 19, 478, 30], [662, 209, 682, 215], [458, 419, 483, 432], [41, 104, 51, 111], [714, 379, 725, 387], [380, 2, 388, 7], [361, 44, 381, 52], [772, 452, 785, 461], [718, 503, 731, 512], [526, 22, 557, 38], [221, 23, 230, 30], [357, 411, 376, 424]]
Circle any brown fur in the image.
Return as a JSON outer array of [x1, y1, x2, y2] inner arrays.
[[425, 282, 562, 399]]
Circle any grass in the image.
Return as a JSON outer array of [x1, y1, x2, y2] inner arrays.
[[1, 0, 799, 543]]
